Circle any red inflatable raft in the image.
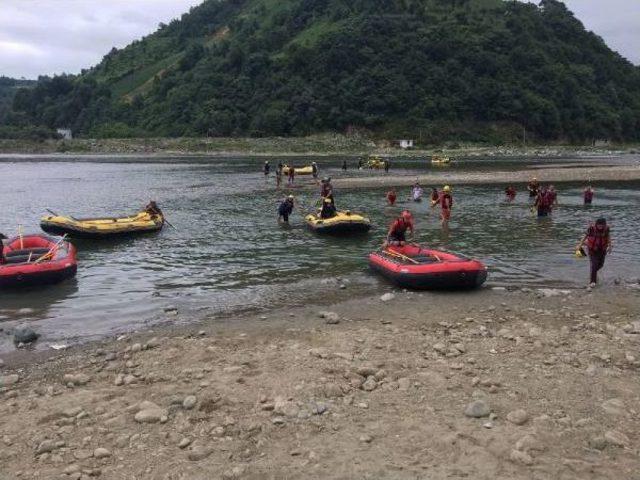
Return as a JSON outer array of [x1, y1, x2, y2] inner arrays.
[[369, 244, 487, 290], [0, 234, 77, 289]]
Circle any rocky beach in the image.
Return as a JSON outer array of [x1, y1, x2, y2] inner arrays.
[[2, 285, 640, 479]]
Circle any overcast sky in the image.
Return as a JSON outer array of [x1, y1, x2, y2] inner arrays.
[[0, 0, 638, 79]]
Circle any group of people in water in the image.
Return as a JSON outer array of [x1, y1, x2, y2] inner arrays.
[[265, 160, 320, 187], [386, 183, 454, 227], [278, 176, 337, 223]]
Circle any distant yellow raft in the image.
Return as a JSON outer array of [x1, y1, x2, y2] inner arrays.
[[282, 165, 314, 175], [366, 156, 385, 169], [40, 211, 164, 239], [305, 211, 371, 235], [431, 155, 451, 165]]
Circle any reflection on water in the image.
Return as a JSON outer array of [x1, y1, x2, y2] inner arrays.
[[0, 156, 638, 349]]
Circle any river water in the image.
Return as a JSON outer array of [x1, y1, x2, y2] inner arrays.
[[1, 155, 638, 351]]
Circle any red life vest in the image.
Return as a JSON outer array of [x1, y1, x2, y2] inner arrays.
[[586, 225, 610, 252], [387, 191, 397, 203], [390, 218, 409, 235], [584, 189, 594, 202], [440, 193, 453, 209]]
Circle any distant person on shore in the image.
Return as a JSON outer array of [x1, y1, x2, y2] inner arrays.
[[263, 161, 270, 177], [342, 160, 347, 171], [505, 186, 516, 202], [576, 217, 612, 287], [527, 177, 540, 198], [584, 185, 594, 205], [276, 162, 283, 187], [384, 160, 390, 173], [386, 189, 397, 206], [385, 211, 414, 246], [319, 198, 337, 219], [534, 186, 552, 217], [358, 158, 363, 170], [0, 233, 6, 264], [433, 185, 453, 226], [278, 195, 295, 224], [288, 166, 295, 185]]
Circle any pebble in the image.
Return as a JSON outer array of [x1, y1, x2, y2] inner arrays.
[[318, 311, 340, 324], [604, 430, 629, 447], [182, 395, 197, 410], [178, 438, 192, 449], [134, 402, 168, 424], [397, 378, 411, 391], [187, 446, 213, 461], [510, 449, 533, 466], [93, 448, 111, 459], [361, 376, 378, 392], [0, 374, 19, 387], [359, 434, 373, 443], [131, 343, 142, 353], [222, 466, 246, 479], [506, 409, 529, 426], [35, 440, 57, 455], [380, 293, 396, 302], [63, 373, 91, 386], [601, 398, 625, 416], [464, 400, 491, 418], [13, 326, 39, 345], [588, 436, 608, 450]]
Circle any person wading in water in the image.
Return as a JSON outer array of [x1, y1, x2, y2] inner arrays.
[[576, 217, 612, 288], [432, 185, 453, 227]]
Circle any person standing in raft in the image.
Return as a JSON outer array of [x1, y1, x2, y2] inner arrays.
[[386, 188, 397, 206], [263, 161, 270, 177], [505, 186, 516, 202], [320, 177, 335, 206], [576, 218, 612, 287], [342, 160, 347, 171], [287, 166, 295, 185], [385, 211, 414, 246], [527, 177, 540, 198], [319, 198, 337, 219], [584, 184, 594, 205], [433, 185, 453, 227], [278, 195, 295, 224]]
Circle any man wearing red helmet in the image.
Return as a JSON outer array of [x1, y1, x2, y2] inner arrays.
[[386, 210, 414, 246]]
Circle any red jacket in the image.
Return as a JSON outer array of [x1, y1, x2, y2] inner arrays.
[[586, 225, 610, 252]]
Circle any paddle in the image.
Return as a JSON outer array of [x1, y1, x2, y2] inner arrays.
[[46, 209, 79, 221], [382, 248, 420, 264], [35, 234, 68, 264], [162, 217, 177, 230]]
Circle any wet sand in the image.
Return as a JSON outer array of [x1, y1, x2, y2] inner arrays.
[[2, 284, 640, 479]]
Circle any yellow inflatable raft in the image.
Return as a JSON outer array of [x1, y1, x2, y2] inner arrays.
[[305, 211, 371, 235], [40, 211, 164, 239], [282, 165, 314, 175]]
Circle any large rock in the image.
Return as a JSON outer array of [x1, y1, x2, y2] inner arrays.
[[13, 326, 39, 345], [464, 400, 491, 418]]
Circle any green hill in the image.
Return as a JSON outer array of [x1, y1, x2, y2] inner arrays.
[[0, 77, 35, 121], [5, 0, 640, 143]]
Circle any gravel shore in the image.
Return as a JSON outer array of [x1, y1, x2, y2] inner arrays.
[[2, 285, 640, 479]]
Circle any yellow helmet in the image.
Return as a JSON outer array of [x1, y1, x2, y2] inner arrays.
[[324, 198, 332, 204], [443, 185, 451, 192], [288, 195, 294, 199]]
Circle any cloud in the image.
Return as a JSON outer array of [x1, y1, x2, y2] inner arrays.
[[0, 0, 204, 78], [0, 0, 637, 79]]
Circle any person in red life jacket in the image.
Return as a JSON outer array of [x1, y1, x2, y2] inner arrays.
[[0, 233, 6, 265], [287, 166, 295, 185], [576, 218, 612, 287], [548, 185, 559, 210], [433, 185, 453, 226], [584, 185, 594, 205], [527, 177, 540, 198], [505, 186, 516, 202], [385, 210, 414, 246], [386, 189, 397, 206], [430, 188, 439, 204], [534, 186, 553, 217]]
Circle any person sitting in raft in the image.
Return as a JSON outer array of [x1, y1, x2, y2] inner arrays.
[[412, 183, 423, 202], [385, 211, 414, 246], [319, 198, 337, 219], [433, 186, 453, 226], [278, 195, 295, 224], [576, 218, 612, 288], [386, 189, 397, 206], [264, 161, 270, 177], [145, 201, 163, 220], [0, 233, 6, 265], [527, 177, 540, 198], [584, 185, 594, 205], [505, 186, 516, 201]]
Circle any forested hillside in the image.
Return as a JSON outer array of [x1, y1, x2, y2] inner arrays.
[[4, 0, 640, 143]]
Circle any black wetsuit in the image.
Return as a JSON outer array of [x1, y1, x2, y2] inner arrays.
[[320, 203, 337, 219], [278, 200, 294, 222]]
